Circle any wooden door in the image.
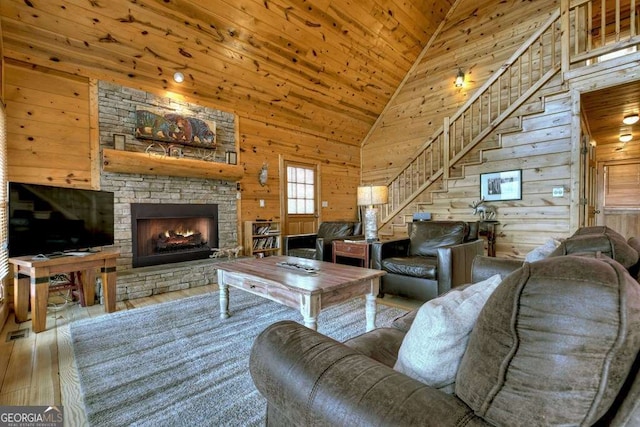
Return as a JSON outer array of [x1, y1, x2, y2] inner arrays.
[[597, 159, 640, 237], [281, 159, 319, 235]]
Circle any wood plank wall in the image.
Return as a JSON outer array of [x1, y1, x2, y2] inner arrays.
[[3, 59, 361, 233], [362, 0, 561, 182], [362, 0, 578, 258], [1, 0, 459, 232], [5, 61, 93, 188]]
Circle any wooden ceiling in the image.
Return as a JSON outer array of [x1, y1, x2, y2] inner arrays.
[[0, 0, 455, 146], [582, 80, 640, 147]]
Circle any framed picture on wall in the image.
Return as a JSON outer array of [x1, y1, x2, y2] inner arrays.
[[480, 169, 522, 201]]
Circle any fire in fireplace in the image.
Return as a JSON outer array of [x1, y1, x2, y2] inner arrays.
[[131, 203, 218, 268]]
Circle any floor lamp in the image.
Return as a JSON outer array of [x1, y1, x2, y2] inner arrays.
[[357, 185, 389, 242]]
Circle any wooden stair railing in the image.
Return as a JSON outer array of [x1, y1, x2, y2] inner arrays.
[[380, 10, 563, 228]]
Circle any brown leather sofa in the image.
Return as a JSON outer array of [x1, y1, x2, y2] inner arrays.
[[283, 221, 362, 262], [250, 229, 640, 426], [371, 220, 484, 301]]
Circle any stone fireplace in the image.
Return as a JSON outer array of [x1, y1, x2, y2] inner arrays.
[[98, 81, 239, 301], [131, 203, 219, 268]]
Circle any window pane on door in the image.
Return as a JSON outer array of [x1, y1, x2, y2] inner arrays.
[[287, 165, 315, 214]]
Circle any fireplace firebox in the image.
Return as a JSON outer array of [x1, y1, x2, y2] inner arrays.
[[131, 203, 218, 268]]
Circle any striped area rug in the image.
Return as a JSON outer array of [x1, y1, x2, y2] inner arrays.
[[69, 289, 408, 427]]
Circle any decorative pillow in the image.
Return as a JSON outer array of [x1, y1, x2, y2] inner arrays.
[[455, 256, 640, 426], [393, 273, 502, 392], [524, 238, 561, 262]]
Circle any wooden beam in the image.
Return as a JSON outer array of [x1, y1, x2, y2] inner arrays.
[[102, 148, 244, 181]]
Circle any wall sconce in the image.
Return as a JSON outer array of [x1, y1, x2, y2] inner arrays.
[[623, 114, 639, 125], [357, 185, 389, 242], [619, 133, 633, 143], [173, 71, 185, 83], [454, 69, 465, 87], [258, 163, 268, 186]]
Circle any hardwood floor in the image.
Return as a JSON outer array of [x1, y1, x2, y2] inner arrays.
[[0, 284, 419, 425]]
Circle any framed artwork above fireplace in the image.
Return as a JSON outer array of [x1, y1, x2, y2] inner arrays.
[[135, 106, 217, 148]]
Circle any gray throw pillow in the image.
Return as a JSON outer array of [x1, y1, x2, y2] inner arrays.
[[393, 274, 502, 392]]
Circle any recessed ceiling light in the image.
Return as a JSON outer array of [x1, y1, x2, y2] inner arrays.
[[173, 72, 185, 83], [623, 114, 639, 125], [619, 133, 633, 142]]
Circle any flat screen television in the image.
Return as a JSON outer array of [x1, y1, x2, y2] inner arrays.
[[8, 182, 115, 257]]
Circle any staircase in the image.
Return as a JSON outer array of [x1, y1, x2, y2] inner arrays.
[[379, 10, 563, 234], [378, 0, 640, 236]]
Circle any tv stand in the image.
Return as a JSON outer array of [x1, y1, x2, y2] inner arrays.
[[10, 249, 120, 333]]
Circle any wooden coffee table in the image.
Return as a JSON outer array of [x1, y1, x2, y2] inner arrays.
[[216, 256, 385, 332]]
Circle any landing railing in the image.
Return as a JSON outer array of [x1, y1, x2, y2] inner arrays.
[[381, 10, 563, 225], [565, 0, 640, 66]]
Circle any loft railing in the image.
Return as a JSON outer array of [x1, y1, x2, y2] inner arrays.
[[565, 0, 640, 67], [379, 1, 640, 231], [381, 10, 562, 226]]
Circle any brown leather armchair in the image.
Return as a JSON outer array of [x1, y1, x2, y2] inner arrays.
[[283, 221, 362, 262], [371, 221, 484, 301]]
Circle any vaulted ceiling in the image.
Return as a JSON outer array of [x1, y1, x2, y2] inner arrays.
[[0, 0, 455, 146]]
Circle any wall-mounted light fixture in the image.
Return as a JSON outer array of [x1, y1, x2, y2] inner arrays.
[[454, 69, 465, 87], [173, 71, 185, 83], [619, 133, 633, 143], [258, 163, 268, 186], [623, 114, 639, 125]]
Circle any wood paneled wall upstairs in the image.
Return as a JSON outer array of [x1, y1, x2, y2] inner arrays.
[[362, 0, 561, 183]]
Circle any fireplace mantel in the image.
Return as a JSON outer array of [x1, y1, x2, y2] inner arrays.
[[102, 148, 244, 181]]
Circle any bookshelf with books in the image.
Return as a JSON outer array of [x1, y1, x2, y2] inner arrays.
[[244, 220, 282, 258]]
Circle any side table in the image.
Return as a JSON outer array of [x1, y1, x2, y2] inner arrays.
[[10, 249, 120, 333], [332, 240, 370, 267], [479, 221, 499, 257]]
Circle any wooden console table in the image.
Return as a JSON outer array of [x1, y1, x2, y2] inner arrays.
[[10, 249, 120, 333]]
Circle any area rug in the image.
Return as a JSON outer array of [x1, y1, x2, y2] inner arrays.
[[69, 289, 408, 427]]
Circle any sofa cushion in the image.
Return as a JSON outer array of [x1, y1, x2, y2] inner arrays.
[[381, 256, 437, 279], [393, 274, 502, 393], [549, 226, 639, 268], [317, 222, 355, 240], [343, 327, 407, 368], [408, 221, 467, 257], [286, 248, 317, 259], [455, 256, 640, 426], [391, 309, 417, 332]]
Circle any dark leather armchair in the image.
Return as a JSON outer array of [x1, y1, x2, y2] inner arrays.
[[371, 220, 483, 301], [283, 221, 362, 262]]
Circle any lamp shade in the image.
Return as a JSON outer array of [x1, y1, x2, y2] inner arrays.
[[357, 185, 388, 206]]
